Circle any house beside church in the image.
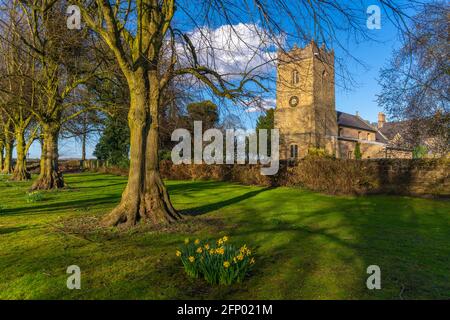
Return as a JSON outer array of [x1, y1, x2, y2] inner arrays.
[[274, 41, 413, 160]]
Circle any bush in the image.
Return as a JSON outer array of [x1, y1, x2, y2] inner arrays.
[[26, 191, 44, 203], [159, 150, 172, 161], [307, 147, 333, 158], [413, 145, 428, 159], [177, 236, 255, 285], [354, 143, 362, 160]]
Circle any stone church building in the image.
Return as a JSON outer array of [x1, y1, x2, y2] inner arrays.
[[275, 41, 412, 160]]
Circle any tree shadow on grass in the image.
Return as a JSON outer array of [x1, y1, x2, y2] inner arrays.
[[226, 193, 450, 299], [0, 195, 121, 217], [167, 180, 232, 195], [0, 225, 29, 235], [72, 182, 126, 189], [180, 187, 272, 216]]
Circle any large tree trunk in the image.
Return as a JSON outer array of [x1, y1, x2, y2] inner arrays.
[[11, 127, 31, 181], [2, 137, 13, 174], [0, 141, 4, 172], [31, 123, 64, 190], [141, 71, 180, 224], [80, 112, 87, 169], [102, 72, 180, 227], [81, 131, 86, 161], [39, 137, 45, 175]]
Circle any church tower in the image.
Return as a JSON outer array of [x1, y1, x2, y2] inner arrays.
[[274, 41, 338, 159]]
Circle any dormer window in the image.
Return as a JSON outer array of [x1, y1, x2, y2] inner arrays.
[[292, 70, 299, 85]]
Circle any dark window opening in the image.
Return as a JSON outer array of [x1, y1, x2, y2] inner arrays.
[[292, 70, 299, 85], [290, 145, 299, 158]]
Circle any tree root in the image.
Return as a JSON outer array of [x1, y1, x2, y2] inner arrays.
[[31, 171, 64, 190], [10, 169, 31, 181], [101, 175, 181, 227]]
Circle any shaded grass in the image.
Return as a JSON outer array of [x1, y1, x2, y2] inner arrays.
[[0, 172, 449, 299]]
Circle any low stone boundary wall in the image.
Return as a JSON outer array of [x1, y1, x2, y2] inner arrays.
[[76, 158, 450, 198], [159, 159, 449, 198]]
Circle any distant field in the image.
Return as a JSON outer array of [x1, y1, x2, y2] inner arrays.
[[0, 173, 449, 299]]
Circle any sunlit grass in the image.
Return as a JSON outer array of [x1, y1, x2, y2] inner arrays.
[[0, 173, 449, 299]]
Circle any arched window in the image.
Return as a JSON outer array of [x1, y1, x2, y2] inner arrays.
[[292, 70, 299, 85], [367, 133, 371, 141], [358, 131, 362, 140], [290, 145, 299, 159]]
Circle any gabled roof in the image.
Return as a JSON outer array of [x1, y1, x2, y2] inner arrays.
[[336, 111, 377, 132], [376, 131, 388, 144], [378, 121, 409, 140]]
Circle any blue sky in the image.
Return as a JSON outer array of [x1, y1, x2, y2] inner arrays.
[[26, 1, 411, 159]]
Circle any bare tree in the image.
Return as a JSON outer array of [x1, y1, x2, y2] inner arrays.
[[0, 117, 14, 174], [0, 0, 106, 189], [61, 107, 104, 162], [0, 12, 39, 180], [378, 1, 449, 156]]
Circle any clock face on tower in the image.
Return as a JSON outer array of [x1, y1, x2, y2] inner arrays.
[[289, 95, 299, 107]]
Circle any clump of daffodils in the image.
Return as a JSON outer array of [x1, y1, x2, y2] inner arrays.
[[26, 191, 44, 203], [176, 236, 255, 285]]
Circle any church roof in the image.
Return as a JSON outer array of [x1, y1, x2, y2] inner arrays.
[[336, 111, 377, 132]]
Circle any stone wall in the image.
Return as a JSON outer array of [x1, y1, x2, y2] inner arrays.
[[159, 159, 450, 198], [81, 158, 449, 198]]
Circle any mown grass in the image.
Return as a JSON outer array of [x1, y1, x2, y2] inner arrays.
[[0, 172, 449, 299]]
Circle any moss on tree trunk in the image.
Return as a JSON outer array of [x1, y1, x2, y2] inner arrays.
[[0, 141, 4, 172], [31, 124, 64, 190], [102, 72, 180, 227], [2, 138, 13, 174], [11, 128, 31, 181]]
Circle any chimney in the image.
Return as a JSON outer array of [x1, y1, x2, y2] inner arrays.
[[378, 112, 386, 128], [355, 111, 359, 117]]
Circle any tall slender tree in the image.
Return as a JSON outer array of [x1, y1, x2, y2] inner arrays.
[[0, 14, 39, 180], [378, 1, 449, 156], [0, 118, 14, 174]]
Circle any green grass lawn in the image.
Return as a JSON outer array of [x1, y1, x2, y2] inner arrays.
[[0, 172, 449, 299]]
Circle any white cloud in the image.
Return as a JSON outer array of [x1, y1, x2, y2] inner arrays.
[[178, 23, 282, 78], [244, 97, 276, 113]]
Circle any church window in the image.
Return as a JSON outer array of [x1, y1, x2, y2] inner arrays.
[[367, 133, 371, 141], [347, 151, 353, 159], [358, 131, 362, 140], [292, 70, 299, 85], [290, 145, 299, 158]]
